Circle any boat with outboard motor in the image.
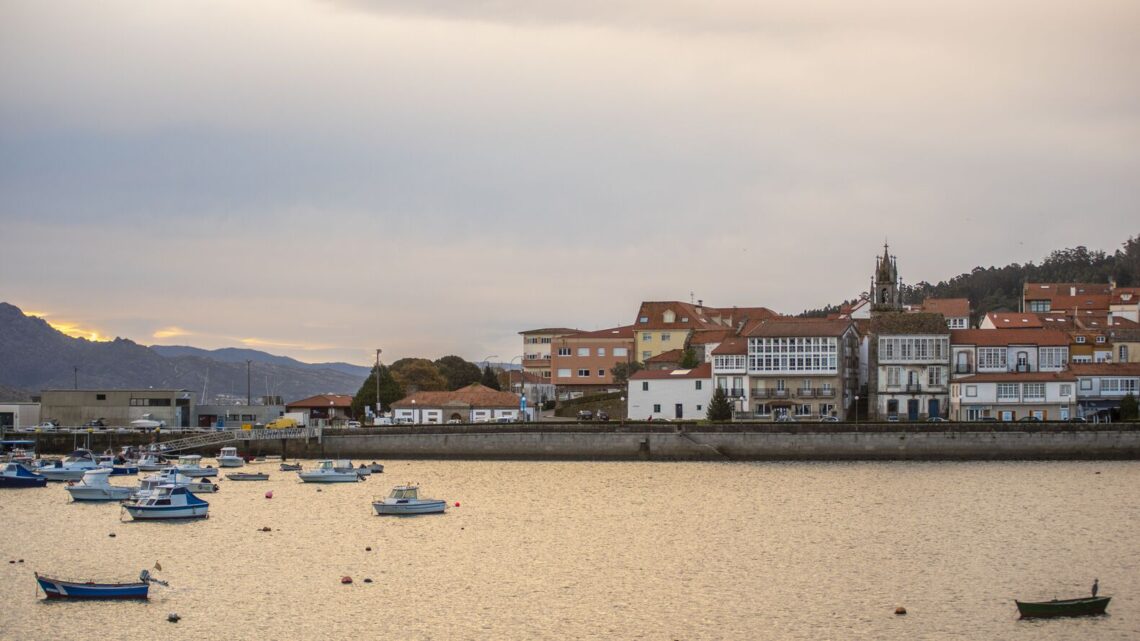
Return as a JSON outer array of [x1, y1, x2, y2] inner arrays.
[[35, 569, 167, 600], [226, 472, 269, 481], [133, 469, 218, 498], [372, 484, 447, 515], [122, 485, 209, 520], [66, 468, 133, 501], [136, 453, 171, 471], [172, 454, 217, 478], [0, 461, 48, 488], [37, 450, 100, 481], [298, 459, 360, 483]]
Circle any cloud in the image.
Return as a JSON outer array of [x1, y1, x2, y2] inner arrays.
[[152, 326, 191, 339]]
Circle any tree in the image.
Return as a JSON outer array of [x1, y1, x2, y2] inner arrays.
[[434, 355, 482, 391], [610, 361, 644, 386], [706, 387, 733, 421], [1121, 393, 1139, 421], [390, 358, 448, 393], [680, 347, 699, 368], [351, 364, 405, 417], [481, 365, 502, 390]]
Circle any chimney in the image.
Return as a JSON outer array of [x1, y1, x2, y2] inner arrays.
[[1070, 286, 1076, 296]]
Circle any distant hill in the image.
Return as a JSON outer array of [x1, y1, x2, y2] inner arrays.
[[0, 302, 367, 402], [150, 345, 372, 378]]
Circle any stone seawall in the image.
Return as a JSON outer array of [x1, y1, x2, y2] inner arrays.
[[22, 423, 1140, 461]]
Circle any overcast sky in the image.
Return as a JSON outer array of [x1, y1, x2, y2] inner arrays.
[[2, 0, 1137, 365]]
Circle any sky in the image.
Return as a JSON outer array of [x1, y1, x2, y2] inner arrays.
[[1, 0, 1138, 366]]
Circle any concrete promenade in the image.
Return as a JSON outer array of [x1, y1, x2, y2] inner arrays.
[[22, 422, 1140, 461]]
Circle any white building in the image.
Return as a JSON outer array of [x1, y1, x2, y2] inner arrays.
[[949, 372, 1077, 421], [1069, 362, 1140, 420], [627, 363, 712, 421], [870, 313, 951, 420], [391, 384, 527, 424], [950, 328, 1070, 379]]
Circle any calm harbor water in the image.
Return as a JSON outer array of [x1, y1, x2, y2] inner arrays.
[[1, 460, 1137, 640]]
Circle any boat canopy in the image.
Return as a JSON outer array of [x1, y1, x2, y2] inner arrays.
[[388, 486, 420, 500]]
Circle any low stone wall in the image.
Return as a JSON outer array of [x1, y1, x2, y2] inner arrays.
[[18, 423, 1140, 461]]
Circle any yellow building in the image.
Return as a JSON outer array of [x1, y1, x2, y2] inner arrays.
[[632, 301, 776, 363]]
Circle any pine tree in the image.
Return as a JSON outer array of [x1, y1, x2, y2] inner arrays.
[[680, 347, 699, 368], [706, 387, 733, 421], [481, 365, 502, 391]]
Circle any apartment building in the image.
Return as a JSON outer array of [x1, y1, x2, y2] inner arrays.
[[949, 371, 1077, 421], [520, 327, 580, 381], [920, 298, 971, 329], [869, 313, 950, 420], [549, 325, 634, 397], [1070, 362, 1140, 420], [949, 329, 1070, 379], [631, 301, 776, 364]]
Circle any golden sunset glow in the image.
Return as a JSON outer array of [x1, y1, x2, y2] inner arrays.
[[240, 337, 331, 351], [44, 319, 109, 342], [153, 326, 191, 339]]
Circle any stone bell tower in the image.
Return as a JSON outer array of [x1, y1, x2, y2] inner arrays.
[[871, 243, 902, 312]]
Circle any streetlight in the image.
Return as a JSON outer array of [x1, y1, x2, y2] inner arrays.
[[375, 348, 383, 421], [411, 399, 417, 425], [483, 354, 498, 389], [510, 355, 524, 394], [854, 395, 860, 424], [246, 360, 252, 407], [620, 396, 625, 425]]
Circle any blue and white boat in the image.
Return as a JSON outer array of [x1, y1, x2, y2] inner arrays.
[[122, 485, 209, 520], [35, 569, 164, 600], [372, 485, 447, 515], [136, 453, 171, 472], [97, 455, 139, 476], [65, 468, 133, 502], [37, 450, 100, 481], [297, 459, 360, 483], [0, 462, 48, 488], [133, 469, 217, 498]]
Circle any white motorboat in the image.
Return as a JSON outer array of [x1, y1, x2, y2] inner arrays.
[[297, 459, 360, 483], [367, 462, 384, 474], [216, 447, 244, 468], [354, 463, 372, 477], [372, 485, 447, 515], [122, 485, 209, 520], [136, 453, 171, 472], [173, 454, 217, 478], [37, 450, 100, 481], [66, 468, 133, 502], [133, 469, 218, 498]]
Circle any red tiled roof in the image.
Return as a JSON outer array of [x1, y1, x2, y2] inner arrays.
[[1049, 295, 1111, 311], [565, 325, 635, 340], [1110, 288, 1140, 305], [958, 371, 1076, 383], [1068, 363, 1140, 376], [688, 328, 733, 345], [922, 298, 970, 317], [985, 313, 1043, 329], [1023, 283, 1112, 299], [633, 301, 720, 330], [950, 329, 1070, 347], [286, 394, 354, 408], [630, 363, 712, 380], [745, 317, 853, 338], [391, 384, 520, 409], [645, 349, 684, 363], [711, 336, 747, 355]]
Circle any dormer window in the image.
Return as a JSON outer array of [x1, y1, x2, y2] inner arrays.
[[1075, 336, 1086, 344], [639, 316, 648, 323], [681, 317, 688, 322], [1095, 336, 1106, 344], [663, 310, 676, 323]]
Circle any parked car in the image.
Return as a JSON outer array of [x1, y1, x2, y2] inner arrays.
[[926, 417, 948, 423], [1067, 417, 1088, 423], [493, 416, 516, 424], [819, 416, 839, 422], [886, 415, 900, 422], [596, 411, 609, 422], [978, 417, 998, 422], [775, 415, 795, 423], [373, 417, 394, 426], [576, 410, 594, 421], [35, 420, 60, 432], [345, 420, 362, 429], [1017, 416, 1042, 422], [83, 418, 107, 429]]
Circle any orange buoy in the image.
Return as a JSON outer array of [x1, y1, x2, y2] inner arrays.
[[454, 501, 460, 507], [341, 576, 353, 584]]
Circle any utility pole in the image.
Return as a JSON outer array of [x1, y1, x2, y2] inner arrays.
[[73, 366, 78, 390], [246, 360, 252, 407], [375, 348, 383, 417]]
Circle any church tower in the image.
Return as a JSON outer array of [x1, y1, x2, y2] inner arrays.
[[871, 243, 902, 311]]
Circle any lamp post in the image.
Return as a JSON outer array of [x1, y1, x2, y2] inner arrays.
[[739, 395, 746, 421], [620, 396, 626, 426], [854, 395, 860, 424], [411, 399, 417, 425], [510, 355, 524, 394], [375, 348, 383, 421], [246, 360, 252, 407]]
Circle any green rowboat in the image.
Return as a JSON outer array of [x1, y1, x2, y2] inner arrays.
[[1016, 596, 1110, 618]]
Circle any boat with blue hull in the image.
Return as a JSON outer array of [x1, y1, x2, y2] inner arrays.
[[0, 462, 48, 488], [373, 485, 447, 515], [37, 450, 100, 481], [35, 569, 165, 600], [122, 485, 209, 520]]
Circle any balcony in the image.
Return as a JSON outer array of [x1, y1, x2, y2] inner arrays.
[[954, 365, 973, 375], [797, 388, 815, 397], [905, 383, 922, 393], [751, 389, 789, 399]]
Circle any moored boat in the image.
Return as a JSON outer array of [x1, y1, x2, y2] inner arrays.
[[368, 461, 384, 474], [66, 468, 133, 502], [37, 450, 100, 481], [216, 447, 244, 468], [173, 454, 217, 478], [372, 485, 447, 515], [35, 569, 163, 600], [226, 472, 269, 481], [133, 469, 218, 497], [136, 453, 171, 472], [298, 459, 360, 483], [279, 462, 302, 472], [1016, 596, 1111, 618], [122, 485, 209, 520], [0, 461, 48, 488]]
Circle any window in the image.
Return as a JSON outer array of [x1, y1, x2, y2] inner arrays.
[[577, 348, 590, 357], [641, 351, 651, 360], [598, 369, 605, 377], [1120, 345, 1129, 361], [540, 337, 551, 344], [997, 383, 1019, 400], [557, 369, 571, 378], [1040, 347, 1067, 370], [978, 348, 1007, 370], [639, 316, 648, 323], [577, 369, 590, 377], [597, 348, 606, 357], [542, 371, 551, 379], [1028, 300, 1051, 312], [1095, 336, 1106, 344], [749, 336, 839, 372], [661, 333, 671, 342], [642, 382, 649, 391], [965, 407, 982, 421], [557, 348, 571, 356], [877, 336, 949, 363], [696, 405, 702, 411], [927, 366, 943, 386], [1080, 378, 1092, 390], [614, 347, 628, 357], [96, 394, 106, 401], [717, 377, 727, 389], [695, 380, 703, 390], [642, 333, 652, 341], [663, 310, 675, 323], [819, 403, 835, 416], [1060, 384, 1072, 397], [1023, 383, 1045, 400], [1076, 336, 1086, 344], [795, 404, 811, 416], [756, 404, 772, 416], [966, 385, 977, 397], [887, 367, 901, 387], [653, 404, 661, 413]]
